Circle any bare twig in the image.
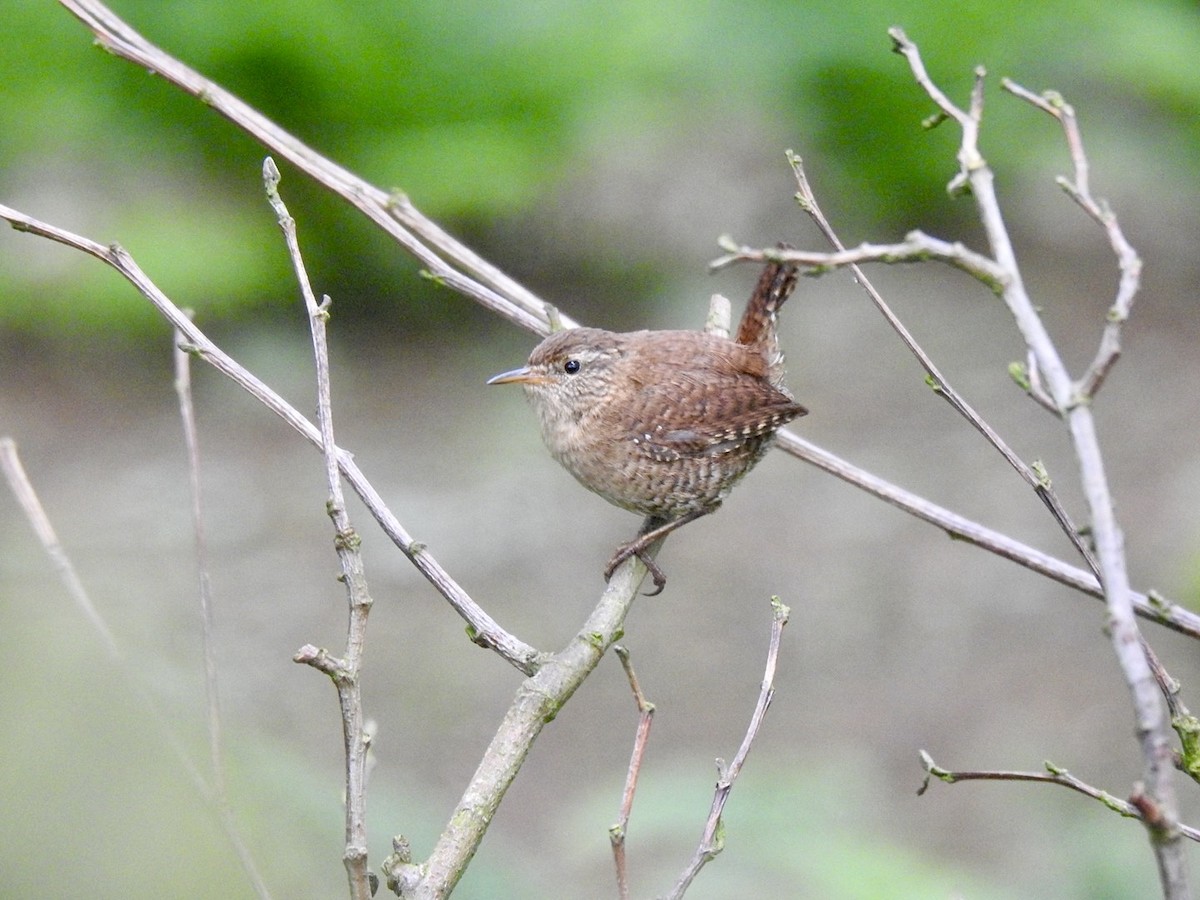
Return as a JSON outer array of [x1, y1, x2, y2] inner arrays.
[[0, 202, 544, 675], [918, 752, 1200, 843], [1001, 80, 1141, 401], [711, 231, 1009, 288], [173, 328, 273, 899], [772, 151, 1103, 583], [888, 28, 1185, 894], [664, 598, 789, 900], [1, 439, 121, 656], [771, 430, 1199, 638], [57, 0, 554, 338], [0, 439, 272, 897], [264, 158, 375, 900], [173, 319, 225, 799], [610, 645, 657, 900]]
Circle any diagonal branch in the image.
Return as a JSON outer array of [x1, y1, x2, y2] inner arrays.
[[383, 558, 654, 899], [0, 201, 545, 676], [0, 439, 272, 897], [663, 597, 790, 899], [772, 430, 1200, 638], [58, 0, 554, 338]]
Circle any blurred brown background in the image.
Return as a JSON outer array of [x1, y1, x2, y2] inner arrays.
[[2, 2, 1199, 898]]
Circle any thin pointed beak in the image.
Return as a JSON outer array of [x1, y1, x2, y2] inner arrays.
[[486, 366, 548, 385]]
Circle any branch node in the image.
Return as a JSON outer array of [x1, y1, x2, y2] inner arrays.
[[921, 110, 949, 130], [382, 835, 424, 895]]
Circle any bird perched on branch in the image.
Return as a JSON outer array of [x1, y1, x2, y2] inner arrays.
[[489, 258, 806, 593]]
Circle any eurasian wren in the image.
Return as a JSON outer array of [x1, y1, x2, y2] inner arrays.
[[488, 259, 806, 593]]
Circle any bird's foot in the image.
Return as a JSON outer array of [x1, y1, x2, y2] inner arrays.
[[604, 538, 667, 596]]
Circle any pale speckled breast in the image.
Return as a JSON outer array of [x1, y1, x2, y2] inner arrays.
[[556, 332, 803, 517]]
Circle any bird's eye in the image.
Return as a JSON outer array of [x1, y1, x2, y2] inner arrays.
[[563, 359, 581, 374]]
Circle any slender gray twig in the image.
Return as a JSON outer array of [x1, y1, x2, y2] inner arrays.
[[173, 321, 224, 788], [0, 438, 272, 898], [264, 157, 375, 900], [1000, 79, 1141, 401], [1, 439, 120, 656], [173, 329, 274, 899], [610, 645, 656, 900], [918, 752, 1200, 843], [57, 0, 555, 338], [0, 201, 544, 675], [711, 231, 1009, 289], [663, 598, 789, 900], [771, 430, 1198, 638]]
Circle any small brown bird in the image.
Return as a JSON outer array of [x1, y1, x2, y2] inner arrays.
[[488, 259, 806, 593]]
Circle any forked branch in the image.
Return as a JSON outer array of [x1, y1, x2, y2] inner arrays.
[[1000, 78, 1141, 399], [265, 158, 375, 900], [893, 28, 1182, 895]]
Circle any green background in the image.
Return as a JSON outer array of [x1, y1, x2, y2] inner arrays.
[[4, 1, 1198, 337]]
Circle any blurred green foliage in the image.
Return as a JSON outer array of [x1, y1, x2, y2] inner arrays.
[[1, 0, 1197, 337]]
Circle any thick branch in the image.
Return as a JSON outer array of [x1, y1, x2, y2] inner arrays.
[[383, 557, 654, 899]]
